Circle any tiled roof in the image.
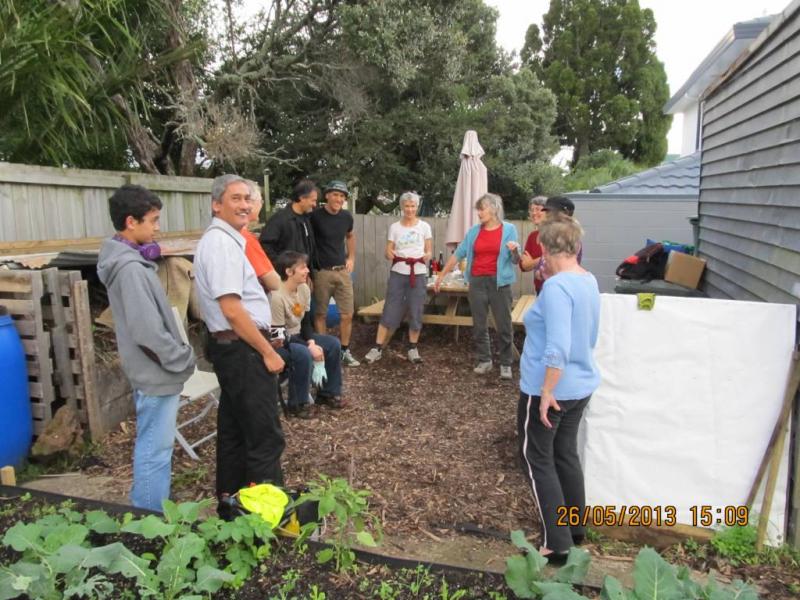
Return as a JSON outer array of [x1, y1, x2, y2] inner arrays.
[[591, 152, 700, 195]]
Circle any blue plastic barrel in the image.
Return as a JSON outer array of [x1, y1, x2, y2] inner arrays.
[[0, 307, 33, 469]]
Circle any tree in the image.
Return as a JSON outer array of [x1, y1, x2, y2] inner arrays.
[[523, 0, 671, 167], [224, 0, 558, 213], [562, 148, 642, 191], [0, 0, 199, 171], [0, 0, 257, 175]]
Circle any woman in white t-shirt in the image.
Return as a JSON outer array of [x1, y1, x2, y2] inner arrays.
[[363, 192, 432, 364]]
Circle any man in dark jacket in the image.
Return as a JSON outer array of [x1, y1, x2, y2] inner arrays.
[[259, 179, 319, 270], [97, 185, 196, 512]]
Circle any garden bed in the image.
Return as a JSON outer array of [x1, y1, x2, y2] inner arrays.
[[25, 321, 800, 598], [0, 485, 517, 599]]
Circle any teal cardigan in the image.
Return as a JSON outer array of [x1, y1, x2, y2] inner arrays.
[[454, 222, 519, 287]]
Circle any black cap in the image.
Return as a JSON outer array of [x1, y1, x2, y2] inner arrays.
[[544, 196, 575, 216]]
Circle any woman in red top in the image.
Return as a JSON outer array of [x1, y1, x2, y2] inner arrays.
[[435, 193, 519, 380], [518, 196, 547, 294]]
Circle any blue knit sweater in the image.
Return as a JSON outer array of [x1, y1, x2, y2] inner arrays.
[[520, 271, 601, 401]]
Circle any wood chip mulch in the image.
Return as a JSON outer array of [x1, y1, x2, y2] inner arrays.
[[87, 321, 539, 543]]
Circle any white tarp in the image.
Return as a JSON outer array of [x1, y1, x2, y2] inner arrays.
[[583, 294, 796, 544]]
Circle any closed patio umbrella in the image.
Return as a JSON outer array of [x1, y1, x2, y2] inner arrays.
[[445, 130, 488, 247]]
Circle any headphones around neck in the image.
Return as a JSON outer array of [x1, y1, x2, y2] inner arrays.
[[113, 234, 162, 261]]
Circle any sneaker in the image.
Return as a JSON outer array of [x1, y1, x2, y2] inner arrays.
[[341, 348, 360, 367], [500, 365, 512, 380], [407, 347, 422, 363], [473, 361, 493, 375], [363, 347, 383, 364]]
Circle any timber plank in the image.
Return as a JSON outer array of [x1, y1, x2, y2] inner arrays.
[[21, 337, 45, 356], [45, 269, 77, 410], [1, 297, 37, 317], [0, 271, 35, 293], [11, 318, 36, 336], [511, 295, 536, 326], [73, 280, 99, 439]]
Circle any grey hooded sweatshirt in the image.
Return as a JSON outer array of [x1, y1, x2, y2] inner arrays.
[[97, 238, 196, 396]]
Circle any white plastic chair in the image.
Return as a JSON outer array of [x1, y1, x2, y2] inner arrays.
[[172, 307, 219, 460]]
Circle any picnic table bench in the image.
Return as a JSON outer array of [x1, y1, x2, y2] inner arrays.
[[358, 286, 536, 359]]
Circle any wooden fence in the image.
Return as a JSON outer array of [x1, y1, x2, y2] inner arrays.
[[351, 215, 536, 308], [0, 162, 212, 244]]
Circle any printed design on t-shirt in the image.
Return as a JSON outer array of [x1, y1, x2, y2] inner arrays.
[[394, 230, 424, 253], [291, 302, 303, 317]]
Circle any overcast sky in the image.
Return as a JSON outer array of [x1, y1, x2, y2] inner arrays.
[[485, 0, 792, 154]]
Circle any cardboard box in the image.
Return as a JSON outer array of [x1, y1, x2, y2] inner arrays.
[[664, 251, 706, 289]]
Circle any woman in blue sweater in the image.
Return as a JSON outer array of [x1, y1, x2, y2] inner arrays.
[[517, 214, 601, 563], [435, 193, 519, 379]]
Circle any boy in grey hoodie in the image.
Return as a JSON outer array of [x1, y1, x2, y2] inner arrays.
[[97, 184, 196, 512]]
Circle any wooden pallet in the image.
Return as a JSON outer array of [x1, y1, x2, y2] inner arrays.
[[0, 269, 96, 436]]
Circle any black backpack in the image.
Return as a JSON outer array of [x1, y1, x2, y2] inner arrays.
[[615, 243, 668, 282]]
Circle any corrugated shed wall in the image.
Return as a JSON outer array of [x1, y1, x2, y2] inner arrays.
[[699, 7, 800, 306]]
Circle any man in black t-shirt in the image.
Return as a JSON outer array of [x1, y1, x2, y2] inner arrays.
[[309, 180, 359, 367]]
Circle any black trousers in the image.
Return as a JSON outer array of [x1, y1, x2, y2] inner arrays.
[[517, 392, 590, 552], [207, 336, 285, 496]]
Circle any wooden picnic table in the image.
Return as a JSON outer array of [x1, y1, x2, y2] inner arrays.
[[357, 280, 536, 357]]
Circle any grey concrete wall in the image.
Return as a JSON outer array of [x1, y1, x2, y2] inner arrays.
[[565, 194, 698, 292]]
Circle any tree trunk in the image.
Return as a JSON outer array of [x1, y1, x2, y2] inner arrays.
[[166, 0, 199, 176], [572, 136, 590, 169], [110, 94, 164, 174]]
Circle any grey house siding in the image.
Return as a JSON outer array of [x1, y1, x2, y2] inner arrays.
[[564, 194, 697, 293], [699, 5, 800, 306]]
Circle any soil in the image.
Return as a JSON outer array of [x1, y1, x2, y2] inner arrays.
[[0, 491, 518, 599], [25, 320, 800, 597]]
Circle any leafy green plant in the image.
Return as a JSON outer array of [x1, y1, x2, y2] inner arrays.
[[504, 530, 589, 599], [710, 524, 759, 565], [503, 531, 760, 600], [599, 547, 759, 600], [0, 498, 281, 599], [408, 565, 433, 596], [0, 517, 152, 600], [308, 584, 326, 600], [297, 475, 382, 572], [438, 577, 467, 600], [377, 580, 399, 600], [274, 568, 299, 600], [709, 523, 800, 568]]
